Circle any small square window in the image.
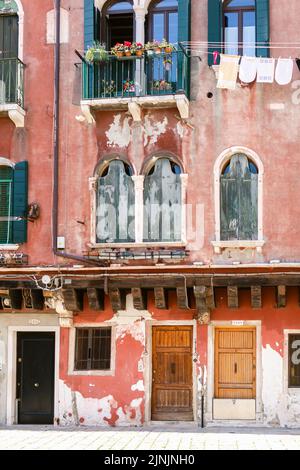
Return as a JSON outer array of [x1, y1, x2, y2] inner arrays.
[[288, 334, 300, 388], [74, 327, 112, 371]]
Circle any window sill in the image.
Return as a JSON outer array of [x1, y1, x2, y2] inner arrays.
[[212, 240, 265, 254], [0, 244, 20, 251], [67, 370, 115, 377], [88, 242, 187, 249]]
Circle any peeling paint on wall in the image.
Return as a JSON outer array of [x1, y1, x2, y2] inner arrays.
[[143, 115, 168, 146], [106, 115, 132, 148]]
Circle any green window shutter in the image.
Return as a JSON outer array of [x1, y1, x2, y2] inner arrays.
[[12, 161, 28, 244], [96, 161, 135, 243], [220, 155, 258, 241], [208, 0, 222, 66], [178, 0, 191, 43], [178, 0, 191, 96], [84, 0, 96, 50], [143, 159, 182, 243], [256, 0, 270, 57], [0, 166, 13, 244]]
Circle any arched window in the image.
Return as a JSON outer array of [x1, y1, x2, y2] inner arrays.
[[220, 154, 258, 241], [96, 160, 135, 243], [223, 0, 256, 56], [101, 0, 134, 48], [143, 158, 182, 242], [148, 0, 178, 44]]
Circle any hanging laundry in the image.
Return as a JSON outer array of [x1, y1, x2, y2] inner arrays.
[[217, 54, 240, 90], [213, 51, 219, 65], [295, 58, 300, 72], [275, 58, 294, 85], [256, 58, 275, 83], [239, 56, 257, 84]]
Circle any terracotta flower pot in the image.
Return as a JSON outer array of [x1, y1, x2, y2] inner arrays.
[[116, 51, 124, 58], [165, 47, 172, 54], [125, 51, 132, 56], [154, 47, 161, 54], [136, 49, 144, 57]]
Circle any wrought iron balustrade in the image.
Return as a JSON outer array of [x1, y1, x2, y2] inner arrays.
[[0, 58, 25, 108], [82, 49, 188, 100]]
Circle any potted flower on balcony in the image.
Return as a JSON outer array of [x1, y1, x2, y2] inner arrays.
[[85, 42, 109, 63], [153, 79, 172, 93], [124, 41, 132, 56], [153, 40, 161, 54], [132, 42, 144, 57], [145, 41, 155, 56], [111, 43, 125, 58], [160, 38, 174, 54], [123, 79, 135, 95]]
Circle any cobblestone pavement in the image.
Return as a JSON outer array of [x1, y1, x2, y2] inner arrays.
[[0, 425, 300, 450]]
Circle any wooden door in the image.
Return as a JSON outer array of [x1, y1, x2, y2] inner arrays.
[[17, 332, 55, 424], [152, 326, 193, 421], [215, 327, 256, 399]]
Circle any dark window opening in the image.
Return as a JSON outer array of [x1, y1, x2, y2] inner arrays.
[[100, 160, 133, 177], [101, 0, 134, 49], [75, 328, 112, 371], [289, 334, 300, 388]]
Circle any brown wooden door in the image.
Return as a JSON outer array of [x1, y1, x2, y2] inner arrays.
[[215, 327, 256, 399], [151, 326, 193, 421]]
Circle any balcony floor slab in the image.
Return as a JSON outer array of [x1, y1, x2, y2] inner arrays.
[[0, 104, 26, 128]]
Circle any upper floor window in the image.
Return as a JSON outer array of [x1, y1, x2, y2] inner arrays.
[[220, 154, 258, 241], [148, 0, 178, 44], [143, 158, 182, 243], [288, 334, 300, 388], [96, 159, 135, 243], [0, 13, 18, 59], [223, 0, 256, 56], [208, 0, 270, 66], [101, 0, 134, 48]]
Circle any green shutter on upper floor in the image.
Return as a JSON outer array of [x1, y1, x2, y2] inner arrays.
[[208, 0, 222, 66], [256, 0, 270, 58], [178, 0, 191, 97], [12, 161, 28, 244], [0, 166, 13, 244], [84, 0, 96, 50]]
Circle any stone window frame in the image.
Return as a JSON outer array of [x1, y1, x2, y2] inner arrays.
[[212, 146, 264, 254], [68, 323, 117, 376], [88, 153, 188, 248]]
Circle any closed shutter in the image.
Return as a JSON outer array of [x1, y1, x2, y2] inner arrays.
[[208, 0, 222, 65], [0, 15, 18, 59], [84, 0, 96, 50], [12, 161, 28, 244], [220, 155, 258, 241], [178, 0, 191, 96], [0, 166, 13, 244], [256, 0, 270, 58], [96, 160, 135, 243], [144, 158, 181, 243]]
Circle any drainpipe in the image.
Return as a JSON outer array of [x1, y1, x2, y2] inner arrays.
[[52, 0, 102, 267]]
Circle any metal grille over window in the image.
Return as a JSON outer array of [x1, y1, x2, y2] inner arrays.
[[289, 334, 300, 388], [75, 328, 112, 371]]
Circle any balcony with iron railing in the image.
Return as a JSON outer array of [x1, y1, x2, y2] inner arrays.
[[0, 58, 25, 127], [79, 49, 190, 123]]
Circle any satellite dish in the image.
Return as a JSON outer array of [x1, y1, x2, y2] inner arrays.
[[42, 275, 51, 285]]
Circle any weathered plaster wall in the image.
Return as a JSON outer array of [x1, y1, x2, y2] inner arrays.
[[58, 288, 300, 428]]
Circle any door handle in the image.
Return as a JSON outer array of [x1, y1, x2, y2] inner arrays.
[[34, 383, 39, 388], [171, 363, 176, 374], [234, 363, 237, 374]]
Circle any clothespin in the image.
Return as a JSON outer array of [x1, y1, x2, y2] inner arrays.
[[213, 51, 219, 65]]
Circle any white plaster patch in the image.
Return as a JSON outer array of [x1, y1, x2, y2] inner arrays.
[[106, 115, 132, 148], [46, 8, 69, 44], [262, 344, 284, 426], [131, 380, 144, 392], [116, 322, 145, 345], [143, 115, 168, 146], [58, 380, 145, 427], [176, 122, 185, 139]]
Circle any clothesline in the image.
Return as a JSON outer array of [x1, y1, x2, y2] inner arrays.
[[181, 41, 300, 48]]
